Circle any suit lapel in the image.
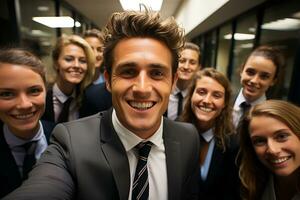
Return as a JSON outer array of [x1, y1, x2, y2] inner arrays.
[[163, 119, 181, 200], [100, 110, 130, 200], [0, 123, 22, 194]]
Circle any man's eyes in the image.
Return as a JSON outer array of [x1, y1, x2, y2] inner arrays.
[[150, 69, 164, 79]]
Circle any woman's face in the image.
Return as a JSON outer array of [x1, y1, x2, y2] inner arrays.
[[250, 115, 300, 177], [56, 44, 88, 85], [0, 64, 46, 139], [191, 76, 225, 129], [240, 56, 276, 102]]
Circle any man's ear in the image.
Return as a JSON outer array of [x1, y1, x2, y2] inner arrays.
[[104, 70, 111, 92]]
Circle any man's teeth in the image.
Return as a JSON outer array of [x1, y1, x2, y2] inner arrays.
[[14, 113, 34, 119], [199, 107, 213, 112], [270, 157, 290, 164], [130, 102, 154, 110]]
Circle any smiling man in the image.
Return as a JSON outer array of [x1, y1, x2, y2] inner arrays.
[[4, 8, 200, 200], [167, 42, 201, 120]]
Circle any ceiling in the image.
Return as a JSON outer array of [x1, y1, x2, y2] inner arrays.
[[64, 0, 184, 28]]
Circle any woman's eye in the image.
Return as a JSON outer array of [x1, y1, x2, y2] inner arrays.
[[29, 87, 43, 95], [251, 137, 266, 147], [0, 91, 14, 99], [275, 133, 289, 142]]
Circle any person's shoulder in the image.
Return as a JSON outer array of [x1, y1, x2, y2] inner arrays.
[[164, 117, 198, 138]]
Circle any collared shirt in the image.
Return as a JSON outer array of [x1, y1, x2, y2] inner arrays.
[[93, 73, 105, 85], [112, 109, 168, 200], [167, 86, 189, 120], [3, 121, 48, 175], [200, 128, 215, 181], [232, 89, 266, 128], [52, 83, 78, 122]]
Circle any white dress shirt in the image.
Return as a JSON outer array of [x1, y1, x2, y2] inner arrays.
[[232, 89, 266, 128], [52, 83, 78, 122], [167, 86, 189, 120], [200, 128, 215, 181], [112, 109, 168, 200], [3, 121, 48, 175]]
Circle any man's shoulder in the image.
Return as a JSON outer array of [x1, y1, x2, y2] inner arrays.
[[163, 118, 198, 139], [52, 111, 109, 139]]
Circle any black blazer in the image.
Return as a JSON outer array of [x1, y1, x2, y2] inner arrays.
[[198, 136, 240, 200], [0, 120, 54, 198], [4, 109, 200, 200], [80, 83, 112, 117]]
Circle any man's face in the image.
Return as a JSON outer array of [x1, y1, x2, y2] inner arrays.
[[177, 49, 199, 81], [105, 38, 174, 138]]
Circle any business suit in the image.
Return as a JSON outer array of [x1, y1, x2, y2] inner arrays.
[[4, 109, 200, 200], [198, 136, 240, 200], [80, 82, 112, 117], [0, 120, 54, 198]]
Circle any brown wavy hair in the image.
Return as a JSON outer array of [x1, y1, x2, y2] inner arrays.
[[180, 68, 233, 151], [237, 100, 300, 200], [103, 7, 185, 83]]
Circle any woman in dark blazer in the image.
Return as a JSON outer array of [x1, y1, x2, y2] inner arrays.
[[0, 49, 55, 198], [180, 68, 240, 200], [42, 35, 94, 123]]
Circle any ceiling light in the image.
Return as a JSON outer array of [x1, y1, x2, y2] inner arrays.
[[37, 6, 49, 12], [32, 16, 81, 28], [119, 0, 163, 11], [224, 33, 255, 40], [262, 18, 300, 31]]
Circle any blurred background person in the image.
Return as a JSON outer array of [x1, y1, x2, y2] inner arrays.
[[167, 42, 201, 120], [42, 35, 94, 123], [238, 100, 300, 200], [83, 29, 105, 85], [0, 49, 54, 198], [180, 68, 240, 199], [80, 29, 112, 117], [232, 45, 285, 129]]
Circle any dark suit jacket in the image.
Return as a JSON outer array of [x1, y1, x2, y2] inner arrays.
[[198, 136, 240, 200], [4, 109, 200, 200], [0, 120, 54, 198], [80, 83, 112, 117]]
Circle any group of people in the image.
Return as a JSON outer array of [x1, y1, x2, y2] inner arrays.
[[0, 7, 299, 200]]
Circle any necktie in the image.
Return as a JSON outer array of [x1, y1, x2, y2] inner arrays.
[[132, 141, 153, 200], [177, 92, 183, 117], [240, 101, 251, 120], [57, 97, 73, 123], [22, 141, 37, 179]]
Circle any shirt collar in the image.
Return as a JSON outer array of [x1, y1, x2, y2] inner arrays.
[[201, 128, 214, 142], [234, 88, 266, 110], [4, 121, 44, 148], [53, 83, 76, 104], [172, 86, 189, 98], [112, 109, 163, 152]]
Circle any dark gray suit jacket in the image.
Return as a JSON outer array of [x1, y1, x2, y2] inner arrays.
[[4, 109, 200, 200]]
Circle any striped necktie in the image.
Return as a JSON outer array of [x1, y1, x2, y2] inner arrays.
[[132, 141, 153, 200]]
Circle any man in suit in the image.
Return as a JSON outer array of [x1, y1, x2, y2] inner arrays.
[[167, 42, 201, 120], [4, 8, 200, 200], [80, 82, 112, 117]]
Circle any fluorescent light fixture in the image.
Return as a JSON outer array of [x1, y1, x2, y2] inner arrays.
[[119, 0, 163, 11], [224, 33, 255, 40], [239, 43, 254, 49], [32, 16, 81, 28], [262, 18, 300, 31], [37, 6, 49, 12]]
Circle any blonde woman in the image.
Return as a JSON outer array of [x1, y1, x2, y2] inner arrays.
[[42, 35, 94, 123]]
